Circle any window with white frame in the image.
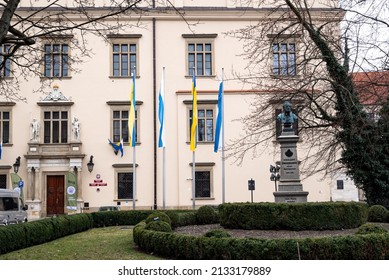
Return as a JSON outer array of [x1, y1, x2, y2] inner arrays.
[[44, 43, 69, 77], [0, 44, 11, 77], [109, 35, 141, 77], [183, 34, 217, 76]]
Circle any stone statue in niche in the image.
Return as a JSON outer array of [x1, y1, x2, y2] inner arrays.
[[72, 117, 81, 141], [30, 118, 40, 142]]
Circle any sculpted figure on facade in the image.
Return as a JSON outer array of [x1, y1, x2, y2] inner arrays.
[[72, 117, 81, 141], [30, 118, 40, 142]]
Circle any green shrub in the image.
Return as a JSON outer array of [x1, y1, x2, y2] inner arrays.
[[163, 211, 179, 228], [219, 202, 368, 230], [91, 210, 153, 227], [204, 229, 231, 238], [367, 205, 388, 223], [145, 221, 172, 232], [176, 211, 197, 226], [145, 212, 172, 225], [134, 220, 389, 259], [195, 205, 219, 225], [356, 224, 388, 235]]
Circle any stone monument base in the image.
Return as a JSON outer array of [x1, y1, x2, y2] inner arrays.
[[273, 191, 309, 203]]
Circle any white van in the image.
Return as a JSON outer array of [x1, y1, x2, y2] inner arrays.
[[0, 189, 28, 226]]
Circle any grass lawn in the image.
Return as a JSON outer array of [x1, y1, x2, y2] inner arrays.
[[0, 226, 161, 260]]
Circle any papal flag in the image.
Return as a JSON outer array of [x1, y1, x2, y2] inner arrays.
[[158, 69, 165, 148], [129, 73, 137, 147], [190, 71, 197, 151], [214, 81, 223, 152]]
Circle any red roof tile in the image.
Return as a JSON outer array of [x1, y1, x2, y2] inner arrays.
[[352, 71, 389, 105]]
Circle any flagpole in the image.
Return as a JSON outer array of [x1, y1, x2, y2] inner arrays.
[[131, 67, 137, 210], [133, 146, 136, 210], [192, 151, 196, 209], [190, 67, 197, 210], [221, 68, 226, 204], [162, 67, 166, 209]]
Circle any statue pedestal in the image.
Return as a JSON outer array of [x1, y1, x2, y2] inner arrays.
[[273, 129, 308, 202]]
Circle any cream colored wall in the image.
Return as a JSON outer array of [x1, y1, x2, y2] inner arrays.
[[2, 3, 349, 216]]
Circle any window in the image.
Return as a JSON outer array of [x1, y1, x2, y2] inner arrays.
[[272, 42, 296, 76], [43, 110, 68, 143], [117, 172, 133, 199], [112, 109, 138, 143], [112, 43, 137, 77], [187, 42, 213, 76], [0, 174, 6, 189], [108, 101, 142, 144], [0, 44, 11, 77], [195, 171, 211, 198], [0, 111, 10, 144], [189, 108, 214, 142], [183, 34, 217, 76], [44, 43, 69, 77], [337, 180, 344, 190]]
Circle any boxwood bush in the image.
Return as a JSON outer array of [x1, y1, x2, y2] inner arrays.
[[367, 205, 388, 223], [218, 202, 368, 230], [133, 221, 389, 259]]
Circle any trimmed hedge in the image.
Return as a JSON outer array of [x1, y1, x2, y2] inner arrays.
[[218, 202, 368, 230], [133, 222, 389, 259], [0, 213, 93, 255], [367, 205, 388, 223], [0, 209, 196, 255]]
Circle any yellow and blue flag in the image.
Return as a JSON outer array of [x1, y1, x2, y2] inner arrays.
[[108, 139, 124, 157], [190, 72, 197, 151], [129, 73, 136, 147]]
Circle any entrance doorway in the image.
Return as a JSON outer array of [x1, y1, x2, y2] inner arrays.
[[47, 175, 65, 216]]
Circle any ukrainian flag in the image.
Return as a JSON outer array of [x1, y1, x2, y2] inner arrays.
[[129, 73, 136, 147], [190, 72, 197, 151]]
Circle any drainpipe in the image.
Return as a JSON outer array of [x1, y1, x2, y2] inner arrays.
[[152, 0, 158, 209]]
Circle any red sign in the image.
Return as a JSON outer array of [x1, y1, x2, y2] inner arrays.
[[89, 177, 107, 187]]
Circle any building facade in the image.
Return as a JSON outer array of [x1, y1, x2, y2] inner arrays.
[[0, 0, 353, 220]]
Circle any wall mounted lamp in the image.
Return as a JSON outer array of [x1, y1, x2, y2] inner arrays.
[[87, 155, 94, 173], [13, 156, 21, 174]]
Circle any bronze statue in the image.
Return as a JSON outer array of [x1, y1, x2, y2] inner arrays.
[[277, 101, 298, 124]]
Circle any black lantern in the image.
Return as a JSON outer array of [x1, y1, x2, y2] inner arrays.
[[87, 156, 94, 173], [13, 156, 21, 174]]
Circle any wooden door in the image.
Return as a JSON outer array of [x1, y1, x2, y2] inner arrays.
[[47, 175, 65, 215]]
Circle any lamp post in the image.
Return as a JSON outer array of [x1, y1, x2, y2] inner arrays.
[[13, 156, 21, 174], [248, 178, 255, 203], [87, 156, 94, 173], [270, 164, 280, 192]]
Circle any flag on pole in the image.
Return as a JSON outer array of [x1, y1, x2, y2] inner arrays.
[[129, 73, 137, 147], [108, 139, 124, 157], [190, 71, 198, 151], [214, 81, 223, 152], [0, 141, 2, 159], [158, 69, 165, 148]]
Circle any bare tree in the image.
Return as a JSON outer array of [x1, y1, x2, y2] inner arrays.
[[227, 0, 389, 206], [0, 0, 160, 100]]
